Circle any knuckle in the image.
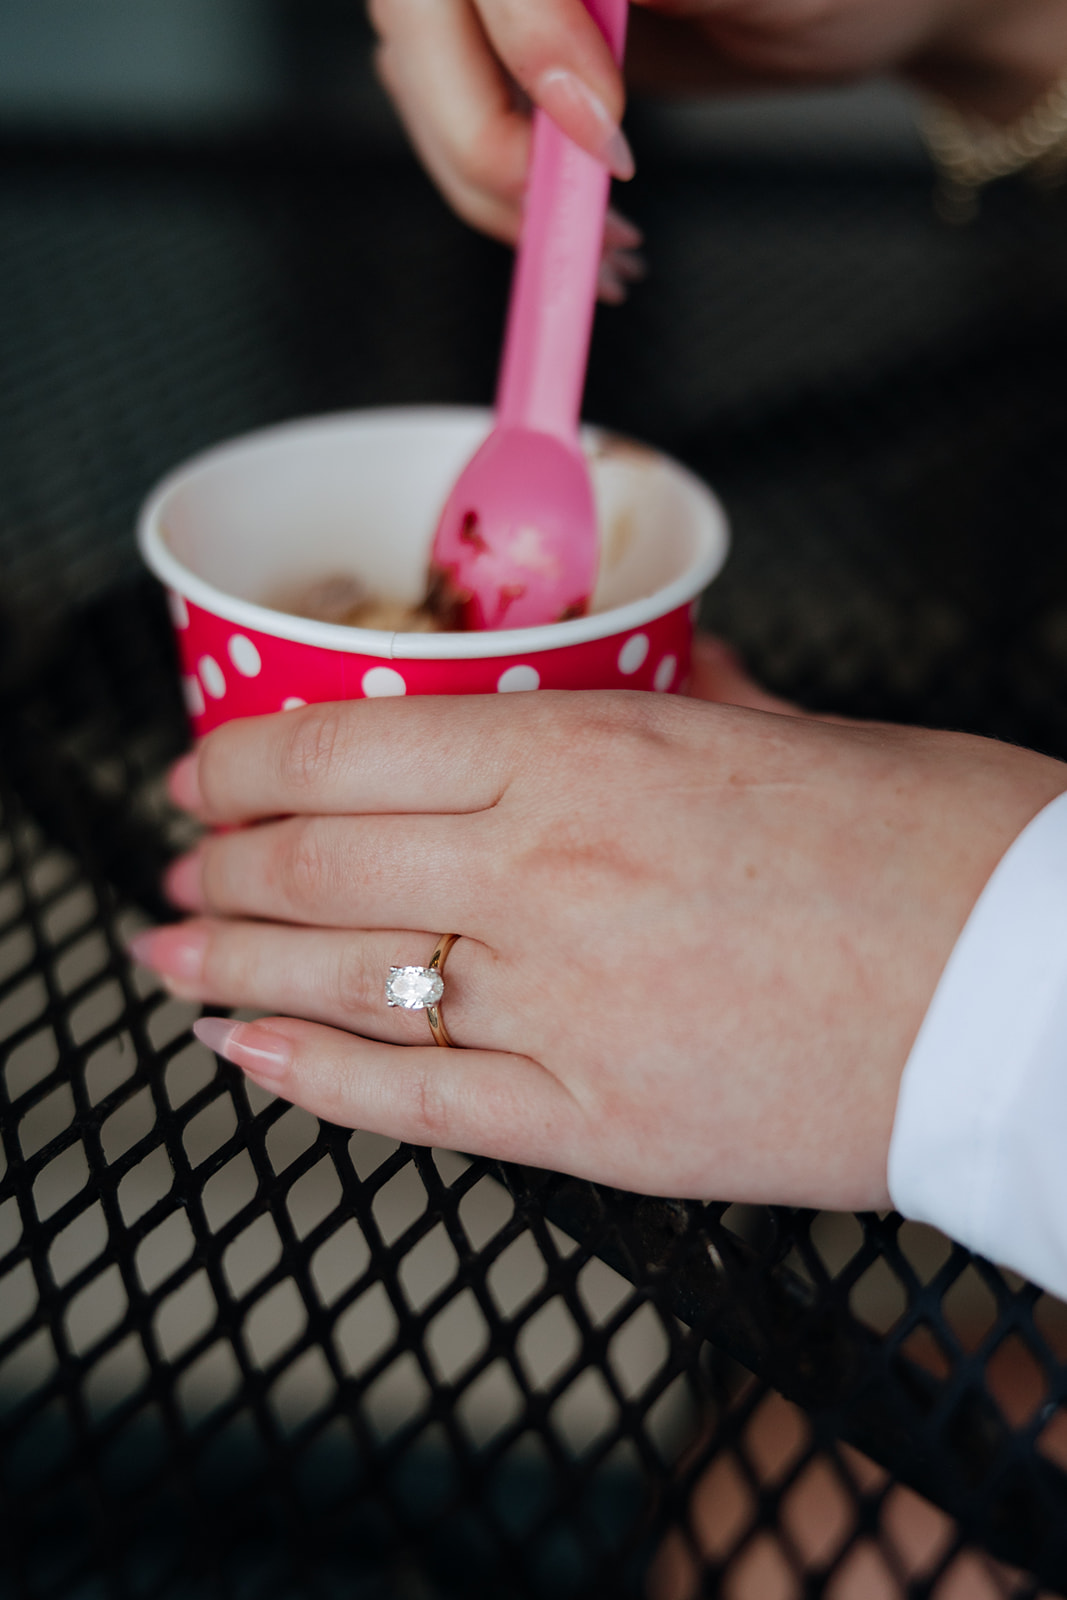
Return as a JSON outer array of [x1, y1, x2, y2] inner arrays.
[[332, 943, 376, 1020], [195, 730, 231, 819], [196, 919, 224, 983], [197, 920, 248, 996], [475, 0, 543, 81], [196, 836, 230, 911], [407, 1063, 450, 1145], [279, 703, 350, 798], [439, 174, 519, 246], [459, 134, 524, 205], [365, 0, 392, 39], [278, 817, 331, 910]]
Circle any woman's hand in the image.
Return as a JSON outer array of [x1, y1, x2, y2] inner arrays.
[[368, 0, 1067, 248], [131, 687, 1066, 1211]]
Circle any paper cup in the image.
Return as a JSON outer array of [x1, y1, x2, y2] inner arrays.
[[138, 407, 729, 735]]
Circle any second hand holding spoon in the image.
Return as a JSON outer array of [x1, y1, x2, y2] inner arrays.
[[429, 0, 629, 632]]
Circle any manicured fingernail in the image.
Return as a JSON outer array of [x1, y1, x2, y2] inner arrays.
[[163, 851, 203, 910], [168, 752, 203, 812], [597, 258, 628, 304], [193, 1018, 290, 1085], [607, 246, 647, 283], [604, 207, 643, 249], [128, 925, 206, 994], [536, 69, 635, 179], [601, 127, 635, 181]]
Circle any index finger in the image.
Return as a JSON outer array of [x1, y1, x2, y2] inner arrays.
[[373, 0, 532, 244], [472, 0, 629, 155], [170, 696, 519, 823], [373, 0, 630, 192]]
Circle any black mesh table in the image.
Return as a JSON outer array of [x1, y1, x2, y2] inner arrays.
[[2, 126, 1067, 1599]]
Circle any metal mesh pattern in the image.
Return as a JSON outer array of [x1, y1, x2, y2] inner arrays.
[[2, 129, 1067, 1598]]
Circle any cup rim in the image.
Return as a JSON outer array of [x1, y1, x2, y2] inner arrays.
[[137, 406, 729, 661]]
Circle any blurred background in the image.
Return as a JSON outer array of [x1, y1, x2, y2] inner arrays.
[[0, 0, 922, 154]]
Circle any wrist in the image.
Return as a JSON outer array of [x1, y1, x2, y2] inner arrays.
[[907, 0, 1067, 123]]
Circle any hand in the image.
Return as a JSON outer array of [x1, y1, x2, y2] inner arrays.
[[131, 685, 1066, 1211], [368, 0, 1067, 249], [685, 633, 799, 716]]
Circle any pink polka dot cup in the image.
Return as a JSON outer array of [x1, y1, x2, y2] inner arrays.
[[137, 407, 729, 735]]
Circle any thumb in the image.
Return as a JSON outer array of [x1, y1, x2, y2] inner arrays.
[[473, 0, 634, 177], [687, 634, 799, 714]]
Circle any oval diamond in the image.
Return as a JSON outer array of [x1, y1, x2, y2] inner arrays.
[[386, 965, 445, 1011]]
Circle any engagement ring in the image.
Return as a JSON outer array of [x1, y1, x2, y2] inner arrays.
[[386, 933, 459, 1047]]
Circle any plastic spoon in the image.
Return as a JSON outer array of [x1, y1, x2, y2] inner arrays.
[[429, 0, 629, 631]]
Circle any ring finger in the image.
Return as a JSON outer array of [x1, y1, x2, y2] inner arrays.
[[129, 918, 501, 1052]]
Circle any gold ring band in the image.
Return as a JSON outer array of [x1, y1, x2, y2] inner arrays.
[[385, 935, 460, 1045], [425, 933, 459, 1048]]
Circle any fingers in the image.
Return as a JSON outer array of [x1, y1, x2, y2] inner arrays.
[[169, 697, 515, 825], [599, 206, 647, 303], [163, 811, 494, 937], [370, 0, 631, 244], [130, 919, 501, 1050], [598, 240, 647, 304], [686, 635, 800, 715], [372, 0, 531, 243], [192, 1013, 578, 1172], [604, 206, 644, 252], [470, 0, 627, 133]]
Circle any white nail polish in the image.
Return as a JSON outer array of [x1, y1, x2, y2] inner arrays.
[[605, 207, 644, 249], [194, 1017, 240, 1057], [607, 247, 647, 283], [193, 1017, 291, 1083], [597, 259, 627, 304], [537, 69, 635, 179], [602, 127, 635, 182]]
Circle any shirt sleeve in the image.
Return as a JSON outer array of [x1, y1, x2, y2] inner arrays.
[[887, 789, 1067, 1301]]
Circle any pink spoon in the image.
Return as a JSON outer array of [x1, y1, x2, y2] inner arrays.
[[429, 0, 629, 632]]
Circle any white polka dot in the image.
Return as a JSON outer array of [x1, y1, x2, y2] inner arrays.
[[281, 696, 307, 711], [228, 634, 262, 677], [617, 633, 649, 675], [182, 675, 205, 717], [496, 664, 540, 693], [361, 666, 407, 698], [654, 654, 677, 692], [168, 591, 189, 630], [198, 655, 226, 700]]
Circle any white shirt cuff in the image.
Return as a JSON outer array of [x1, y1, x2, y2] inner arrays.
[[887, 789, 1067, 1300]]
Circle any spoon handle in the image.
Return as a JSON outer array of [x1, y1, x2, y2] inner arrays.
[[494, 0, 629, 443]]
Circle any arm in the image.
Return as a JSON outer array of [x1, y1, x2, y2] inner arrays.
[[890, 792, 1067, 1297]]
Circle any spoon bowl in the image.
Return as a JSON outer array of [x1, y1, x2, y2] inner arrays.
[[137, 405, 731, 736], [429, 424, 597, 630]]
